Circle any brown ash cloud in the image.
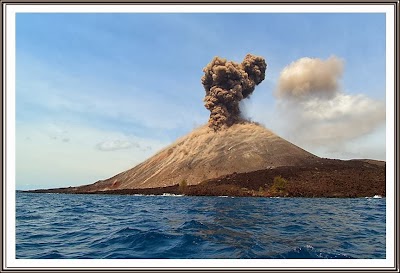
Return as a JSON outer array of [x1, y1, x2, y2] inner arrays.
[[271, 55, 385, 159], [201, 54, 267, 131], [276, 56, 343, 100]]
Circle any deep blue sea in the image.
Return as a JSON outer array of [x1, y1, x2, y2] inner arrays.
[[16, 192, 386, 259]]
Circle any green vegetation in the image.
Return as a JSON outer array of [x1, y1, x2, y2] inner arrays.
[[270, 176, 288, 195], [179, 179, 188, 193]]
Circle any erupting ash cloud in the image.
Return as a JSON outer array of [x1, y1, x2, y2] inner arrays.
[[276, 56, 343, 99], [201, 54, 267, 131], [271, 55, 385, 159]]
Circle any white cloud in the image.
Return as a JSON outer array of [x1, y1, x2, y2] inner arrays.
[[276, 92, 385, 143], [265, 92, 386, 160], [96, 139, 136, 151]]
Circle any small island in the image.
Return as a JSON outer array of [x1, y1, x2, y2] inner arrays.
[[25, 54, 386, 198], [26, 155, 385, 198]]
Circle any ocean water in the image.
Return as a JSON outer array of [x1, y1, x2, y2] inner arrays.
[[16, 192, 385, 259]]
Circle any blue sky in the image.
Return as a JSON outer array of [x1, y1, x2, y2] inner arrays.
[[15, 12, 386, 190]]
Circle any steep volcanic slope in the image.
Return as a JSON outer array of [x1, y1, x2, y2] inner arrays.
[[80, 123, 318, 191]]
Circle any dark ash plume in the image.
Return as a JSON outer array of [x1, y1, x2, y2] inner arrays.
[[201, 54, 267, 131]]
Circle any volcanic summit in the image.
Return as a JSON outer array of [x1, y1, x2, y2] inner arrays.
[[32, 54, 385, 197], [84, 123, 317, 191], [59, 54, 318, 192]]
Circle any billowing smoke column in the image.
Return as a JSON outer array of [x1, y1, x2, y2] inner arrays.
[[201, 54, 267, 131]]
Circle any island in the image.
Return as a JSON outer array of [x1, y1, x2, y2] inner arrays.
[[25, 54, 386, 198]]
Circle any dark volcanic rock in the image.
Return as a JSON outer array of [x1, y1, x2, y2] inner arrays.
[[185, 158, 385, 198], [26, 158, 385, 198]]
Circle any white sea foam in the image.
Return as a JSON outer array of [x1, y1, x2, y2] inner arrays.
[[162, 193, 184, 197]]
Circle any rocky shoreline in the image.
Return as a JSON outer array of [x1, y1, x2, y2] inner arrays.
[[25, 158, 385, 198]]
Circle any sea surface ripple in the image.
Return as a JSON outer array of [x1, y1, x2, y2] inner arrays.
[[16, 192, 386, 259]]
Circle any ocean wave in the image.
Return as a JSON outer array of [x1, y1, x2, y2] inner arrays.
[[272, 245, 354, 259], [162, 193, 184, 197], [16, 193, 386, 259]]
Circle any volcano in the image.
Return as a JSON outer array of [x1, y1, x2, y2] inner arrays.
[[27, 54, 385, 197], [43, 121, 384, 198], [65, 122, 318, 192]]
